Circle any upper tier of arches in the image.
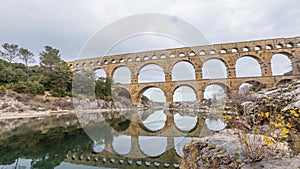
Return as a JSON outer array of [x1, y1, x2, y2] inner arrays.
[[69, 37, 300, 85]]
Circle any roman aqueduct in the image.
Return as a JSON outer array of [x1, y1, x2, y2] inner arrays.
[[68, 36, 300, 105]]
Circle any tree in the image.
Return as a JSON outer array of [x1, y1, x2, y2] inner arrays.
[[39, 46, 61, 69], [0, 43, 19, 66], [19, 47, 35, 79], [39, 46, 72, 96]]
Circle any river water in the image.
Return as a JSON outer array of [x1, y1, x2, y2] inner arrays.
[[0, 109, 221, 169]]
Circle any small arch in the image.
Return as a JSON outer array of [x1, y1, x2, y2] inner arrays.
[[136, 161, 142, 166], [82, 63, 87, 67], [135, 57, 141, 62], [92, 141, 105, 154], [90, 62, 94, 66], [76, 63, 80, 68], [266, 44, 273, 50], [144, 56, 149, 61], [179, 52, 185, 57], [160, 54, 166, 59], [220, 49, 227, 54], [232, 48, 238, 53], [243, 46, 250, 52], [120, 58, 124, 63], [172, 61, 196, 81], [287, 42, 294, 48], [297, 42, 300, 47], [111, 59, 116, 64], [164, 163, 170, 168], [170, 53, 175, 58], [276, 43, 283, 49], [127, 58, 132, 62], [255, 46, 262, 51], [138, 64, 165, 83], [210, 49, 216, 55], [96, 61, 101, 65], [189, 51, 196, 57], [69, 64, 73, 68], [152, 55, 157, 60], [199, 50, 206, 55], [104, 60, 109, 65]]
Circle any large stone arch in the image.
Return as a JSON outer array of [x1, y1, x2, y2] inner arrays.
[[172, 84, 197, 102], [202, 57, 229, 69], [204, 82, 230, 100], [171, 59, 196, 70], [112, 65, 132, 84], [235, 55, 264, 77], [171, 60, 197, 81], [111, 65, 132, 78], [138, 62, 166, 74], [93, 67, 108, 80], [271, 52, 294, 75], [202, 58, 228, 79], [136, 85, 166, 104], [138, 63, 165, 83]]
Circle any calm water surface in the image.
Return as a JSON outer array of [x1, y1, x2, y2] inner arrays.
[[0, 110, 210, 169]]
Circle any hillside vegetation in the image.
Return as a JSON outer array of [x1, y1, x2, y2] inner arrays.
[[0, 43, 112, 100]]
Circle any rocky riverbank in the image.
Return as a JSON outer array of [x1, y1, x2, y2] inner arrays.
[[180, 129, 300, 169], [181, 79, 300, 169]]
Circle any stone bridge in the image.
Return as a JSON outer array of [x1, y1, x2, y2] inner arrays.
[[68, 36, 300, 105]]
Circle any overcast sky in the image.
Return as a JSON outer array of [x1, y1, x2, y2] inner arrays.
[[1, 0, 299, 100], [0, 0, 299, 61]]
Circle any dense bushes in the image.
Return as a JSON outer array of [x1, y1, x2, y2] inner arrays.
[[10, 81, 45, 95], [0, 45, 73, 97], [0, 44, 112, 100]]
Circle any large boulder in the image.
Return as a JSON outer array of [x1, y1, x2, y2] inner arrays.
[[180, 129, 292, 169]]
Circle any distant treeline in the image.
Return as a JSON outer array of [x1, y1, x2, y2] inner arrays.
[[0, 43, 111, 100]]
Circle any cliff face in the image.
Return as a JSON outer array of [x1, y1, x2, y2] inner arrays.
[[181, 79, 300, 169]]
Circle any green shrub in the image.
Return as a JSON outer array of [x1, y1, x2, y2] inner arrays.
[[12, 81, 45, 95]]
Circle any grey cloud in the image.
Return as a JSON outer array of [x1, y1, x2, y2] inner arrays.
[[0, 0, 298, 72]]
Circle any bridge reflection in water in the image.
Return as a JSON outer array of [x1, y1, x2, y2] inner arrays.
[[65, 108, 215, 169]]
